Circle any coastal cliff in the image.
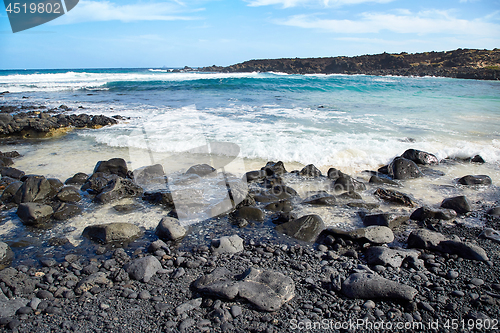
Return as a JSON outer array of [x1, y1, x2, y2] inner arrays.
[[200, 48, 500, 80]]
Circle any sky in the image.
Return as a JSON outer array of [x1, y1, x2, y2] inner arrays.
[[0, 0, 499, 69]]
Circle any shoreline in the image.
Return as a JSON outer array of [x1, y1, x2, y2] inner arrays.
[[198, 48, 500, 81]]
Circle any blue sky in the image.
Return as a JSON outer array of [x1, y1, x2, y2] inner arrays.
[[1, 0, 499, 69]]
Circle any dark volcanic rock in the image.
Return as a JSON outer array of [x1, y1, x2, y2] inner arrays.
[[325, 225, 394, 244], [81, 172, 116, 194], [94, 158, 129, 178], [362, 213, 408, 229], [0, 181, 22, 202], [441, 195, 471, 214], [83, 222, 141, 244], [244, 170, 267, 182], [211, 235, 244, 254], [303, 195, 336, 206], [275, 214, 325, 242], [156, 217, 187, 241], [125, 256, 162, 283], [341, 272, 417, 301], [487, 207, 500, 216], [264, 200, 292, 212], [388, 157, 423, 180], [236, 206, 265, 221], [193, 267, 295, 312], [410, 206, 457, 221], [402, 149, 439, 165], [408, 228, 488, 261], [16, 202, 53, 226], [262, 161, 287, 176], [133, 164, 166, 186], [52, 202, 83, 220], [1, 167, 25, 180], [56, 186, 81, 202], [299, 164, 322, 177], [374, 188, 416, 207], [14, 175, 55, 203], [365, 246, 420, 268], [0, 241, 14, 268], [64, 172, 88, 185], [333, 175, 366, 193], [457, 175, 492, 186], [185, 164, 216, 177], [95, 177, 143, 204], [369, 175, 399, 186]]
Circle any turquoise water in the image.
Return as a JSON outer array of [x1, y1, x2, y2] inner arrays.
[[0, 69, 499, 172]]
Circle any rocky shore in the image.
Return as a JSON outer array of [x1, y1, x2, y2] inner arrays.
[[200, 48, 500, 80], [0, 145, 499, 332], [0, 104, 120, 139]]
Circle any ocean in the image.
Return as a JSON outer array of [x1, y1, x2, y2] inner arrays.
[[0, 68, 499, 254]]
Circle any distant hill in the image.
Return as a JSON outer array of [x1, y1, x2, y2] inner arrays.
[[200, 49, 500, 80]]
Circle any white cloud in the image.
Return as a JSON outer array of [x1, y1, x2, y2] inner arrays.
[[278, 10, 500, 37], [246, 0, 394, 8], [53, 0, 201, 24]]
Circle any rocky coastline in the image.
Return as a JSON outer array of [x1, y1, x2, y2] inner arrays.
[[199, 48, 500, 80], [0, 104, 121, 140], [0, 140, 499, 332]]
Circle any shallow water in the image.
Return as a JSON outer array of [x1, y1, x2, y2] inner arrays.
[[0, 70, 499, 264]]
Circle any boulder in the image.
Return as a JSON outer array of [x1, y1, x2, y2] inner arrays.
[[133, 164, 166, 185], [185, 164, 216, 177], [94, 158, 129, 178], [90, 115, 118, 127], [333, 175, 366, 193], [14, 175, 55, 203], [480, 228, 500, 243], [81, 172, 116, 194], [75, 272, 112, 294], [487, 207, 500, 216], [193, 267, 295, 312], [262, 161, 287, 176], [270, 185, 298, 199], [47, 178, 64, 190], [0, 167, 25, 180], [211, 235, 244, 254], [341, 272, 417, 301], [0, 241, 14, 268], [264, 200, 292, 212], [388, 157, 423, 180], [52, 203, 83, 220], [64, 172, 88, 185], [408, 229, 488, 261], [275, 215, 325, 242], [303, 195, 336, 206], [16, 203, 53, 226], [95, 177, 143, 204], [244, 170, 267, 182], [362, 213, 408, 229], [0, 268, 36, 296], [365, 246, 420, 268], [125, 256, 162, 283], [0, 297, 29, 318], [326, 226, 394, 244], [441, 196, 471, 214], [0, 181, 22, 202], [410, 206, 457, 221], [327, 167, 344, 180], [56, 186, 81, 202], [374, 188, 416, 207], [401, 149, 439, 165], [236, 206, 265, 221], [369, 175, 399, 186], [83, 223, 141, 244], [143, 190, 174, 207], [457, 175, 492, 186], [155, 217, 187, 241], [299, 164, 322, 177]]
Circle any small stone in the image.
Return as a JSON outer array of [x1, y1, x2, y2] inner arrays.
[[138, 290, 151, 300], [470, 278, 484, 286], [446, 270, 459, 279], [230, 305, 242, 317], [363, 300, 376, 309]]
